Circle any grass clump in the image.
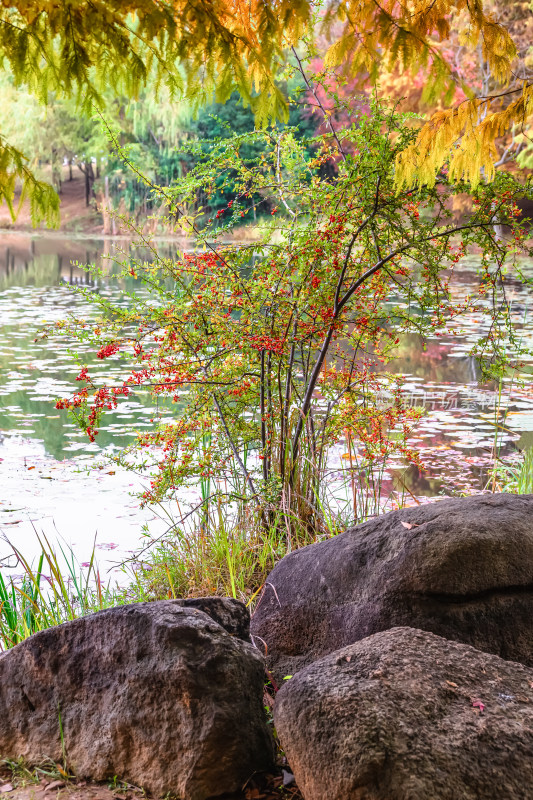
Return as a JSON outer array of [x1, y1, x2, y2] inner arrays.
[[128, 505, 342, 604], [487, 447, 533, 495], [0, 535, 126, 652], [0, 458, 410, 650]]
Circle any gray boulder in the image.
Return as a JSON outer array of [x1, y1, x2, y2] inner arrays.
[[274, 626, 533, 800], [251, 494, 533, 681], [0, 598, 274, 800]]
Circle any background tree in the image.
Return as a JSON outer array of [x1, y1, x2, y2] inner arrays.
[[0, 0, 532, 224], [0, 65, 322, 229]]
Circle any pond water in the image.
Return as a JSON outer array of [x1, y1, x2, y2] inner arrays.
[[0, 234, 187, 582], [1, 233, 533, 582]]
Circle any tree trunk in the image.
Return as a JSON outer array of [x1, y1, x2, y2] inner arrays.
[[102, 175, 112, 235], [83, 162, 95, 207]]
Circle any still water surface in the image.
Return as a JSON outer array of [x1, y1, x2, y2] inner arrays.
[[1, 233, 533, 580], [0, 234, 183, 580]]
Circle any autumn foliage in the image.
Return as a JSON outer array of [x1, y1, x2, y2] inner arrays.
[[0, 0, 533, 223]]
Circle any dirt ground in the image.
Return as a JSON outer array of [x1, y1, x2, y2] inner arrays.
[[0, 780, 135, 800], [0, 768, 303, 800]]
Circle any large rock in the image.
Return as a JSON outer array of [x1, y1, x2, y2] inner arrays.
[[252, 494, 533, 681], [274, 626, 533, 800], [0, 598, 274, 800]]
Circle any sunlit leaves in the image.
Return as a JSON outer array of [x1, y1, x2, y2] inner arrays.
[[0, 1, 311, 119], [0, 136, 59, 226], [319, 1, 524, 187], [0, 0, 531, 213], [396, 85, 533, 189]]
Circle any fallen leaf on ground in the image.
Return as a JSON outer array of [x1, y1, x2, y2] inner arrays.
[[45, 780, 65, 792], [0, 785, 14, 794], [44, 780, 65, 792]]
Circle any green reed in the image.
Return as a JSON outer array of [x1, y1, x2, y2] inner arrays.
[[0, 534, 126, 651]]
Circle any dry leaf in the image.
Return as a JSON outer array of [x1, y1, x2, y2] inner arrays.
[[45, 780, 65, 792], [0, 785, 14, 794], [446, 680, 458, 688], [401, 521, 413, 529]]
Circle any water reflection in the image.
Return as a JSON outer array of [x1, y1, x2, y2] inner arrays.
[[0, 232, 183, 288], [0, 234, 182, 574]]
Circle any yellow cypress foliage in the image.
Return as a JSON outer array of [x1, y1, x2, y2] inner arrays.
[[0, 0, 311, 220], [0, 0, 312, 114], [322, 0, 521, 187], [0, 136, 59, 226], [0, 0, 529, 217], [323, 0, 516, 89], [396, 83, 533, 190]]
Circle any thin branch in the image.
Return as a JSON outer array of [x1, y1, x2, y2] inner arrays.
[[275, 132, 296, 218], [289, 215, 505, 483], [291, 46, 347, 161], [212, 394, 261, 506]]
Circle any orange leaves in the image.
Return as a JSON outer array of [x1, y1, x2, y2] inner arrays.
[[323, 0, 516, 90], [319, 0, 523, 188], [0, 0, 529, 209]]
